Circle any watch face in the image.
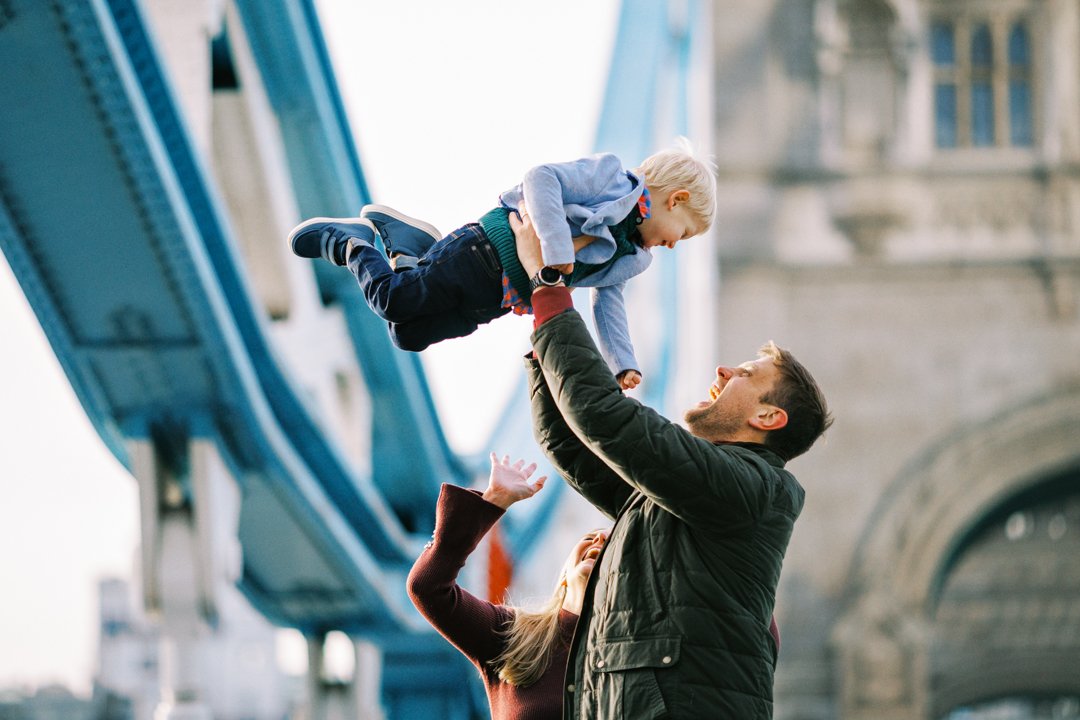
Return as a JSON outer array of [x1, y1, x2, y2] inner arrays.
[[540, 266, 561, 283]]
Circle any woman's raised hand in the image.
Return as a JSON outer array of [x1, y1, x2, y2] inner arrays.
[[481, 453, 547, 510]]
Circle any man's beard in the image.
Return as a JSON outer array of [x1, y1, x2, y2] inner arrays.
[[684, 400, 744, 441]]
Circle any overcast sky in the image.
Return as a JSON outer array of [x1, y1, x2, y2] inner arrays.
[[0, 0, 617, 695]]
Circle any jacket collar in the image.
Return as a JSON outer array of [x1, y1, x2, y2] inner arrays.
[[714, 441, 786, 468]]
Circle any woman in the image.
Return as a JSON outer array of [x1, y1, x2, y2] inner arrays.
[[407, 454, 609, 720]]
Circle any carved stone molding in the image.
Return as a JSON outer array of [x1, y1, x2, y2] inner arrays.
[[828, 178, 911, 257], [932, 181, 1041, 235], [833, 593, 930, 718], [833, 208, 907, 257]]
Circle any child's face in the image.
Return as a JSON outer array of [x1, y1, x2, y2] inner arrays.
[[638, 189, 702, 251]]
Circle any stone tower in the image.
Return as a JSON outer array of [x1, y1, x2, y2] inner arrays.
[[709, 1, 1080, 717]]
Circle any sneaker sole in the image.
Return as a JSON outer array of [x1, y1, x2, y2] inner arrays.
[[359, 204, 442, 243]]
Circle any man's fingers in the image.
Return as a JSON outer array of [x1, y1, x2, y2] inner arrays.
[[522, 462, 538, 478]]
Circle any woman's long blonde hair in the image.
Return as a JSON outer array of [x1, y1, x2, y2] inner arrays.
[[489, 578, 568, 687]]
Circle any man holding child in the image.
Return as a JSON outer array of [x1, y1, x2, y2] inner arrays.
[[513, 210, 832, 718]]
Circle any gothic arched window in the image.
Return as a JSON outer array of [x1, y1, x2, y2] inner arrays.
[[931, 21, 958, 148], [931, 15, 1035, 149], [1008, 23, 1033, 146], [969, 23, 994, 146]]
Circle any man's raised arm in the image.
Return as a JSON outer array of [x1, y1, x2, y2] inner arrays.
[[512, 212, 778, 529], [526, 350, 633, 521]]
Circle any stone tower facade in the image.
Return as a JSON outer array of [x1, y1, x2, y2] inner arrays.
[[709, 1, 1080, 717]]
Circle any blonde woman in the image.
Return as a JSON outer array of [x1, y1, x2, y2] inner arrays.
[[407, 454, 609, 719]]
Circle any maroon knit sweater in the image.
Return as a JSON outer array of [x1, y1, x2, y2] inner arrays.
[[407, 483, 577, 720]]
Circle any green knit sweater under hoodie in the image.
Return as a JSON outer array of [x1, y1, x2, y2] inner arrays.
[[479, 206, 642, 303]]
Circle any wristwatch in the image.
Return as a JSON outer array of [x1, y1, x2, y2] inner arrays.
[[529, 266, 564, 291]]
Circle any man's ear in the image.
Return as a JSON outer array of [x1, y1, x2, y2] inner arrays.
[[749, 405, 788, 432], [668, 189, 691, 208]]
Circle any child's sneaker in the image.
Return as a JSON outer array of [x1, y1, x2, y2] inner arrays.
[[289, 217, 376, 267], [360, 204, 441, 259]]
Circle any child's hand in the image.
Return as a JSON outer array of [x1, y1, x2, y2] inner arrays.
[[481, 453, 547, 510], [618, 370, 642, 390]]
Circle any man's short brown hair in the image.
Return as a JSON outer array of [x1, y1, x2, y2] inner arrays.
[[757, 342, 832, 461]]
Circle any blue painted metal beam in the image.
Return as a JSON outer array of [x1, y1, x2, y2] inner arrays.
[[105, 0, 420, 561], [234, 0, 469, 528], [0, 0, 416, 632], [0, 0, 508, 710]]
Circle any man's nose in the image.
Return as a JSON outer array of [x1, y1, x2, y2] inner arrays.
[[716, 366, 733, 380]]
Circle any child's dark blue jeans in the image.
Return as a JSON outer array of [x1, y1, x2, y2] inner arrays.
[[346, 223, 511, 351]]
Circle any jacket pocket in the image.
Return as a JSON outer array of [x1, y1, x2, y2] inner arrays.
[[590, 637, 680, 719]]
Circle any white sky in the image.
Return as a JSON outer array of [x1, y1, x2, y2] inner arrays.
[[322, 0, 621, 454], [0, 0, 618, 696]]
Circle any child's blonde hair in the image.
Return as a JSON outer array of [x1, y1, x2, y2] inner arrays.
[[635, 137, 717, 233]]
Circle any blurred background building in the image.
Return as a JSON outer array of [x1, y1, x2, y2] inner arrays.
[[708, 1, 1080, 718], [1, 1, 1078, 719]]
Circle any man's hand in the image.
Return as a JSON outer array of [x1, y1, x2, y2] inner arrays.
[[618, 370, 642, 391], [509, 210, 544, 279], [481, 453, 547, 510]]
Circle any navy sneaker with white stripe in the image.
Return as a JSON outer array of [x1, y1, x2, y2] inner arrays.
[[360, 204, 441, 259], [288, 217, 376, 267]]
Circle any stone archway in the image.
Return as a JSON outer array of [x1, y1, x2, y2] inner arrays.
[[929, 470, 1080, 717], [832, 387, 1080, 719]]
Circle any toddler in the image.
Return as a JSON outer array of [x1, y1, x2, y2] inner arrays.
[[289, 142, 716, 389]]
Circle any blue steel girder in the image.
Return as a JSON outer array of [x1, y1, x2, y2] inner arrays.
[[0, 0, 419, 632], [104, 0, 419, 563], [233, 0, 469, 525]]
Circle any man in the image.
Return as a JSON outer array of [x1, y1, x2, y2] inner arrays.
[[511, 212, 832, 718]]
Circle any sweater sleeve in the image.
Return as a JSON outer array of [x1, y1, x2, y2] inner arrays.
[[406, 483, 513, 667]]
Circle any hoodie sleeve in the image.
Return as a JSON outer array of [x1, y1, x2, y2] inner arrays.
[[591, 283, 639, 377], [519, 153, 628, 267]]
